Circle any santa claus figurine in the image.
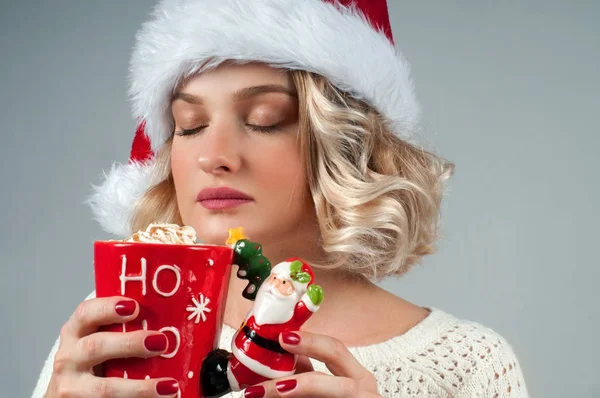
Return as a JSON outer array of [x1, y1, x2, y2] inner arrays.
[[200, 258, 324, 397]]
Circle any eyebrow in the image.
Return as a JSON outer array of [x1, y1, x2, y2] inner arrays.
[[171, 84, 297, 105]]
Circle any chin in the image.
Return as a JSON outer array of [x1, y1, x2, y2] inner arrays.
[[195, 226, 231, 245], [188, 214, 258, 245], [186, 207, 304, 248]]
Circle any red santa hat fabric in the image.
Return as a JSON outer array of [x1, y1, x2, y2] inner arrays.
[[88, 0, 422, 237]]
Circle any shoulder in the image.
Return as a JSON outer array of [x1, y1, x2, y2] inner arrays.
[[438, 312, 529, 397], [345, 308, 530, 397]]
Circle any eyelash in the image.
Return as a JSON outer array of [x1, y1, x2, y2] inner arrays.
[[175, 124, 280, 137]]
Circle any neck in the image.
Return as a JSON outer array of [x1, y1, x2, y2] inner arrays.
[[223, 252, 430, 347], [223, 260, 377, 332]]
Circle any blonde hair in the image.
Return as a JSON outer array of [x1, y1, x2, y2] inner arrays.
[[131, 69, 454, 280]]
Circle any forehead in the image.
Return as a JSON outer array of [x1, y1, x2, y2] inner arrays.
[[178, 62, 294, 94]]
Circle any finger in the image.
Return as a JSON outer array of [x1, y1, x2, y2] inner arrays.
[[279, 331, 368, 380], [63, 297, 139, 340], [251, 372, 360, 398], [73, 330, 167, 370], [294, 355, 314, 374], [82, 375, 180, 398]]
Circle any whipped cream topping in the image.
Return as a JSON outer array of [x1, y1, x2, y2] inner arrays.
[[125, 223, 197, 245]]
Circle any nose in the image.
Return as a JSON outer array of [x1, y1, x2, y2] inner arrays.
[[273, 277, 294, 296], [196, 121, 242, 175]]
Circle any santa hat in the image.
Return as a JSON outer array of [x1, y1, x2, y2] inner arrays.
[[88, 0, 422, 237], [271, 258, 315, 296]]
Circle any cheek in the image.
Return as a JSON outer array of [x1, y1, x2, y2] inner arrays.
[[281, 283, 294, 296], [170, 142, 193, 188], [169, 142, 197, 221], [249, 141, 315, 232], [253, 143, 306, 195]]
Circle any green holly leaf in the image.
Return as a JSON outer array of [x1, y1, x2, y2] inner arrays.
[[295, 271, 311, 284], [290, 260, 303, 273], [307, 284, 324, 306]]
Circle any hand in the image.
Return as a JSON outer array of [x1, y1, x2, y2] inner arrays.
[[44, 296, 180, 398], [242, 331, 381, 398]]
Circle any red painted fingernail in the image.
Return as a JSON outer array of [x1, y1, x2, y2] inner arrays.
[[156, 380, 179, 396], [276, 379, 297, 393], [144, 334, 167, 352], [115, 300, 136, 316], [244, 385, 265, 398], [281, 331, 300, 345]]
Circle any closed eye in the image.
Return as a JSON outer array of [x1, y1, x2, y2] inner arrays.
[[174, 126, 207, 137], [246, 124, 279, 134], [175, 124, 280, 137]]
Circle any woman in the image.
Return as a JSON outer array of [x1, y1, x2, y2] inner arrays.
[[33, 1, 528, 397]]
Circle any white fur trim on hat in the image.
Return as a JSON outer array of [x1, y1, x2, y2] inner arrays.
[[130, 0, 421, 154], [86, 160, 156, 237]]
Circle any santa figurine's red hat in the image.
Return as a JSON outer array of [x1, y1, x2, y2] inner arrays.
[[271, 258, 315, 296], [88, 0, 422, 237]]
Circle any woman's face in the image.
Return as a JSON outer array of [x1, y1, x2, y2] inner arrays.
[[170, 62, 318, 252]]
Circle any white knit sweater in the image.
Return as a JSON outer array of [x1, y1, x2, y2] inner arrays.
[[32, 292, 529, 397]]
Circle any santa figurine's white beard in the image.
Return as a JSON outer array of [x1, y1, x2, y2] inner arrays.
[[251, 281, 299, 326]]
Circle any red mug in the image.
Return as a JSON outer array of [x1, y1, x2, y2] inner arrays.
[[93, 241, 234, 398]]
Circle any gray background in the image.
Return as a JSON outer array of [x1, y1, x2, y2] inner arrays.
[[1, 1, 598, 397]]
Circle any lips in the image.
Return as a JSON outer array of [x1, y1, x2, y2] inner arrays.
[[196, 187, 253, 210]]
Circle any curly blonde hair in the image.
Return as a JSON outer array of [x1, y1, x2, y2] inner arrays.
[[131, 69, 454, 280]]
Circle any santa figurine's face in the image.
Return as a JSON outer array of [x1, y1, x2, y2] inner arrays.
[[251, 272, 299, 325], [266, 273, 295, 296]]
